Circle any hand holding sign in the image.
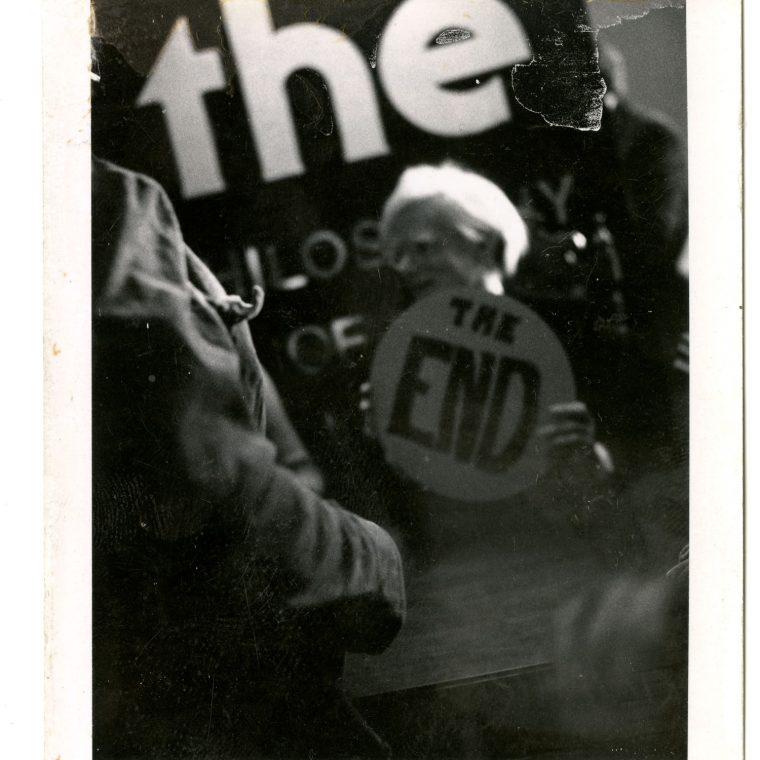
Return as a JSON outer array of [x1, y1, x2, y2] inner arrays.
[[370, 288, 575, 502], [537, 402, 615, 478]]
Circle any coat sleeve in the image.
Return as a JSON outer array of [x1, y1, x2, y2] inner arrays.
[[92, 158, 405, 653]]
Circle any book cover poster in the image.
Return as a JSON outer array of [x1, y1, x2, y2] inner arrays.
[[42, 1, 744, 758]]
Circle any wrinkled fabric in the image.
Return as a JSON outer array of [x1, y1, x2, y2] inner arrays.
[[92, 158, 404, 757]]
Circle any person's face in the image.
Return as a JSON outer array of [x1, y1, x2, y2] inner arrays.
[[384, 201, 493, 299]]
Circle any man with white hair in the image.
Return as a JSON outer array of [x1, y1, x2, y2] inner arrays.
[[380, 162, 529, 299], [376, 162, 616, 549]]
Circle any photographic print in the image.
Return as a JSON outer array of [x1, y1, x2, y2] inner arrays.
[[42, 1, 744, 758]]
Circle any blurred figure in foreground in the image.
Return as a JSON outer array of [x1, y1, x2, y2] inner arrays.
[[551, 545, 688, 754], [92, 158, 405, 758], [549, 289, 690, 753]]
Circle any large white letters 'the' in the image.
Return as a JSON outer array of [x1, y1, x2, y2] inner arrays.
[[138, 1, 532, 198]]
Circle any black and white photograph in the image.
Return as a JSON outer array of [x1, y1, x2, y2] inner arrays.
[[35, 0, 745, 758]]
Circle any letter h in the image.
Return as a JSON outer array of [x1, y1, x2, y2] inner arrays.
[[222, 0, 390, 182]]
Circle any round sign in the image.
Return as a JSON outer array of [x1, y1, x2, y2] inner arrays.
[[371, 288, 575, 502]]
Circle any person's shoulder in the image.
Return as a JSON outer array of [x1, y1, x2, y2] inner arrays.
[[92, 158, 188, 298], [92, 156, 172, 209], [92, 157, 184, 252]]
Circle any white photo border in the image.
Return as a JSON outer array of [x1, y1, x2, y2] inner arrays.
[[40, 0, 745, 756]]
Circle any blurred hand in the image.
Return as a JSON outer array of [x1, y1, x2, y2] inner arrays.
[[550, 567, 688, 744], [537, 401, 614, 478], [553, 570, 687, 700]]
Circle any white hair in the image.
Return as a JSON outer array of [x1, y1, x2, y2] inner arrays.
[[380, 163, 529, 277]]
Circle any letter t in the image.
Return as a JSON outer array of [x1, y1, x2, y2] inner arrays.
[[137, 18, 226, 199]]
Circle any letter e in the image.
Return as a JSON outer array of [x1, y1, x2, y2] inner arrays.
[[378, 0, 531, 136]]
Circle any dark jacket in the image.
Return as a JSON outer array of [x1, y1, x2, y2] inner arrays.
[[91, 158, 405, 758]]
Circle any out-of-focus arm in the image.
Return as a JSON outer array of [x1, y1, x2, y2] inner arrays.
[[92, 158, 405, 653]]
